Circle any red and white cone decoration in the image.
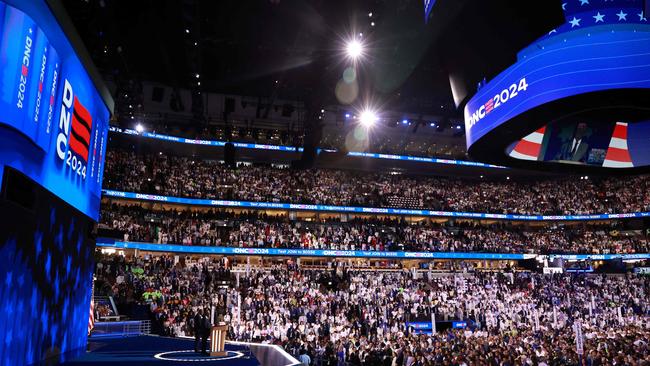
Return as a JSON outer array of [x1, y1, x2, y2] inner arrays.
[[509, 126, 546, 161], [603, 122, 633, 168]]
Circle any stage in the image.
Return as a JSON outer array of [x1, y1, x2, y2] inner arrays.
[[61, 335, 299, 366]]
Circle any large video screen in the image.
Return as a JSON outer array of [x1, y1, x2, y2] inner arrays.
[[507, 120, 650, 168], [463, 1, 650, 169], [0, 1, 110, 220]]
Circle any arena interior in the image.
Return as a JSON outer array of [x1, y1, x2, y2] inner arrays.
[[0, 0, 649, 365]]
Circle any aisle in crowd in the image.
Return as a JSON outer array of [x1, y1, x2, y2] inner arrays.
[[103, 149, 650, 215], [94, 254, 650, 365]]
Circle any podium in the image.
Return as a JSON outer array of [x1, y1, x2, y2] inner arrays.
[[210, 324, 228, 357]]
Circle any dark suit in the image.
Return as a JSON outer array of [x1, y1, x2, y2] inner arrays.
[[193, 313, 203, 352], [200, 315, 211, 355], [557, 137, 589, 162]]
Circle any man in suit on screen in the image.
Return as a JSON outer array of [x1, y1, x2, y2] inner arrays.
[[555, 122, 591, 162]]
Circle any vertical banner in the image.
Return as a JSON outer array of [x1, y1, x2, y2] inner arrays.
[[574, 320, 584, 356], [431, 309, 436, 334]]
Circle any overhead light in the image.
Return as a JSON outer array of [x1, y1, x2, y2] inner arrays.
[[135, 124, 144, 133], [368, 12, 373, 17], [195, 73, 200, 78], [345, 113, 351, 118], [371, 22, 375, 27], [359, 109, 378, 127], [402, 119, 408, 125], [346, 39, 364, 60], [185, 29, 190, 34]]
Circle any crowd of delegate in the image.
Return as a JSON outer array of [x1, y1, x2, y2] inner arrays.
[[94, 253, 650, 365], [100, 204, 650, 254], [103, 149, 650, 216]]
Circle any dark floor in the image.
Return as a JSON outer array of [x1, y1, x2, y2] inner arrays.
[[60, 335, 260, 366]]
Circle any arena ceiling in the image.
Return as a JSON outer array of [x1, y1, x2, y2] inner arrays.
[[62, 0, 457, 116]]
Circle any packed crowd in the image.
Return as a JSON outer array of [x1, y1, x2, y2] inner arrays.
[[95, 254, 650, 365], [100, 204, 650, 254], [103, 149, 650, 215]]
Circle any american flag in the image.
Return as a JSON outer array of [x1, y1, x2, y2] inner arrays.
[[545, 0, 647, 38], [88, 275, 95, 335]]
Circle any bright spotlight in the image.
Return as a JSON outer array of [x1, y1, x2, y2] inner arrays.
[[359, 110, 378, 127], [346, 39, 364, 59], [135, 123, 144, 133], [402, 119, 408, 125]]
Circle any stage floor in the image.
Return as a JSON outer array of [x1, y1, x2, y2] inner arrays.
[[61, 335, 261, 366]]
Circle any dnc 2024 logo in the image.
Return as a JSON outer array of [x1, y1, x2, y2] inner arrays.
[[56, 79, 92, 179]]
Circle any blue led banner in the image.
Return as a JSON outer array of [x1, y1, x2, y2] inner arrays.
[[346, 151, 505, 169], [0, 1, 110, 220], [549, 253, 650, 261], [96, 238, 650, 261], [96, 239, 530, 260], [108, 127, 503, 169], [109, 126, 307, 152], [102, 189, 650, 221]]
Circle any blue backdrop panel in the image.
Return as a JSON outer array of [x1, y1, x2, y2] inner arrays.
[[0, 175, 95, 366]]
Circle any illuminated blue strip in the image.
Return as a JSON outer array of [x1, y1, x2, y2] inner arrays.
[[102, 189, 650, 221], [95, 239, 649, 261], [345, 152, 505, 168], [95, 239, 527, 260], [549, 253, 650, 261], [108, 127, 501, 168], [109, 126, 307, 152]]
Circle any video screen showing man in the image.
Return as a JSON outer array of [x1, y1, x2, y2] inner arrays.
[[555, 122, 592, 162], [542, 120, 614, 166]]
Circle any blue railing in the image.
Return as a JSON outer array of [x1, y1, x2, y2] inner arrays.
[[96, 238, 650, 261], [102, 189, 650, 222], [108, 127, 503, 169]]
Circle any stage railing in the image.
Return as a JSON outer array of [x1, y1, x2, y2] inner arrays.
[[91, 320, 151, 338]]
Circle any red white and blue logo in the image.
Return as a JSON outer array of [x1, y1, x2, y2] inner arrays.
[[56, 79, 92, 178]]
